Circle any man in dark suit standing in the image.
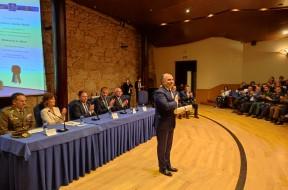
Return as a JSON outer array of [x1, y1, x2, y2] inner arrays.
[[135, 77, 143, 103], [70, 90, 96, 120], [154, 73, 178, 176]]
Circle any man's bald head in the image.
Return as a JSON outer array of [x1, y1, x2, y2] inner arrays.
[[161, 73, 174, 89]]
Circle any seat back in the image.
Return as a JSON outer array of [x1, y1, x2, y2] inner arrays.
[[68, 99, 79, 120], [138, 90, 148, 105], [33, 103, 44, 127]]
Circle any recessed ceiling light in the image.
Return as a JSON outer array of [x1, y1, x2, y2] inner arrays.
[[259, 8, 268, 11], [93, 5, 97, 9], [149, 8, 153, 12], [184, 19, 190, 23], [282, 30, 288, 35], [231, 9, 240, 12], [207, 14, 214, 18], [160, 23, 167, 26], [185, 9, 190, 13]]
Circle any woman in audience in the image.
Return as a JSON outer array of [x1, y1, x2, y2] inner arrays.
[[40, 93, 67, 125]]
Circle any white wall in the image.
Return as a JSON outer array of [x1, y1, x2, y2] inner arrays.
[[243, 38, 288, 83], [152, 37, 243, 89], [152, 37, 288, 89]]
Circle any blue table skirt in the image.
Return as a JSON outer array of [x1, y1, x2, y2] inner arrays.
[[0, 110, 155, 190]]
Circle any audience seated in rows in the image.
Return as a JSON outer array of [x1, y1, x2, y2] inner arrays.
[[219, 76, 288, 125]]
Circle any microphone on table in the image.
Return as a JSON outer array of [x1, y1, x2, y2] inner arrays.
[[48, 110, 68, 132], [92, 108, 100, 121], [120, 100, 128, 114]]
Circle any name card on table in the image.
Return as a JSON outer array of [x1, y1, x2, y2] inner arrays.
[[132, 108, 136, 114], [29, 128, 43, 134], [111, 112, 119, 119], [142, 106, 147, 112], [45, 128, 57, 136]]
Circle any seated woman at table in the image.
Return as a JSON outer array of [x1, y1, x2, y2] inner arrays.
[[40, 93, 67, 125]]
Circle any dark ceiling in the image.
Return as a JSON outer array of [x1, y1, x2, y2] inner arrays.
[[73, 0, 288, 47]]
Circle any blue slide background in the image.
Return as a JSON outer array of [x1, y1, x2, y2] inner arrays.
[[0, 0, 46, 97]]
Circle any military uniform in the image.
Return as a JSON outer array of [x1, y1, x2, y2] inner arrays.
[[0, 106, 35, 135]]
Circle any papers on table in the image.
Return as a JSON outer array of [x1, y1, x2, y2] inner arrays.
[[65, 121, 81, 126], [29, 128, 44, 134]]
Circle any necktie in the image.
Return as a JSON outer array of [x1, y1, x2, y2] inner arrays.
[[19, 110, 24, 116], [118, 97, 123, 107], [83, 103, 89, 114], [103, 98, 109, 109], [170, 90, 174, 99]]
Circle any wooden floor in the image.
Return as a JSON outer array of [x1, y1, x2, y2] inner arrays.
[[61, 105, 288, 190]]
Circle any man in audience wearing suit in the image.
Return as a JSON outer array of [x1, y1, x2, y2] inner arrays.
[[111, 88, 129, 112], [0, 92, 35, 135], [94, 87, 115, 114], [154, 73, 178, 177], [179, 84, 199, 118], [70, 90, 96, 120]]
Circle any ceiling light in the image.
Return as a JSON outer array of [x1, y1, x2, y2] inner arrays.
[[231, 9, 240, 12], [149, 9, 153, 12], [207, 14, 214, 18], [282, 30, 288, 35], [259, 8, 268, 11], [184, 19, 190, 23], [185, 9, 190, 13], [160, 23, 167, 26]]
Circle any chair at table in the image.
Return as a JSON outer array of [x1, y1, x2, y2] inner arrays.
[[68, 99, 79, 120], [33, 103, 44, 127], [138, 90, 148, 105]]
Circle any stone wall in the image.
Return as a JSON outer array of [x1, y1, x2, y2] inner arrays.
[[66, 1, 141, 101], [41, 0, 54, 93]]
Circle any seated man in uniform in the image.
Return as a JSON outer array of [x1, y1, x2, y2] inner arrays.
[[0, 92, 35, 135]]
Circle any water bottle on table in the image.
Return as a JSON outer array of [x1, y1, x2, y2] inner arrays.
[[80, 115, 84, 124]]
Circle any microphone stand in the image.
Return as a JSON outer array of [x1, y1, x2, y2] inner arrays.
[[92, 109, 100, 121], [48, 110, 68, 132]]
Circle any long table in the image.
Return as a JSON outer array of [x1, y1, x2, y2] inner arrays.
[[0, 108, 155, 190]]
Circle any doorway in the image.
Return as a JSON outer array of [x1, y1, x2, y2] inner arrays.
[[175, 60, 197, 95]]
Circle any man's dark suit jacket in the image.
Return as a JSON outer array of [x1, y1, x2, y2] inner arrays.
[[122, 83, 133, 96], [70, 100, 95, 120], [154, 87, 177, 130], [111, 96, 128, 112], [179, 90, 194, 106], [94, 96, 111, 115]]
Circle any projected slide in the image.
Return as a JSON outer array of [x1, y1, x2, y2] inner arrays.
[[0, 0, 46, 97]]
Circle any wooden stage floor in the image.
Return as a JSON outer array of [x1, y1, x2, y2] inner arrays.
[[61, 105, 288, 190]]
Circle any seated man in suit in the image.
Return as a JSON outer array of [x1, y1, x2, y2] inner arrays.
[[70, 90, 96, 120], [0, 92, 35, 135], [111, 88, 129, 112], [94, 87, 115, 114], [179, 85, 199, 118]]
